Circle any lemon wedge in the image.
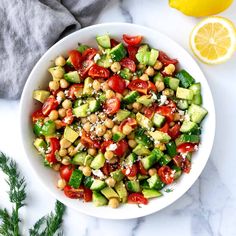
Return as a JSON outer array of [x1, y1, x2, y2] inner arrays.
[[190, 16, 236, 64]]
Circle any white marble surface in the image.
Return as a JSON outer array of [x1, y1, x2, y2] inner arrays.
[[0, 0, 236, 235]]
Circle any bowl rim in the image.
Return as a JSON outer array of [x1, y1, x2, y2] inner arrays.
[[19, 22, 216, 219]]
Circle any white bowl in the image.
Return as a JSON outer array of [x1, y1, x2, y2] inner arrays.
[[19, 23, 215, 219]]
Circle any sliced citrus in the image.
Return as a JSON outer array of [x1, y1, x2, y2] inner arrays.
[[190, 16, 236, 64]]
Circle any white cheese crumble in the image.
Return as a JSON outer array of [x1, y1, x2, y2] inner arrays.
[[151, 92, 158, 101], [92, 170, 106, 179], [159, 95, 167, 105], [107, 143, 117, 151], [184, 114, 190, 121], [109, 59, 113, 63], [125, 80, 130, 86], [94, 53, 101, 62], [194, 145, 199, 151], [178, 110, 185, 116]]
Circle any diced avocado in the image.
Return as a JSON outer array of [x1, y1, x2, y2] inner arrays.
[[164, 77, 180, 91], [152, 113, 166, 128], [177, 99, 189, 110], [113, 132, 125, 142], [165, 141, 177, 157], [68, 169, 83, 188], [127, 180, 141, 193], [64, 126, 79, 143], [110, 170, 125, 182], [101, 187, 119, 199], [90, 179, 106, 191], [84, 154, 93, 166], [34, 138, 47, 153], [33, 90, 50, 103], [147, 174, 165, 190], [72, 152, 87, 165], [180, 120, 198, 133], [136, 95, 154, 106], [148, 130, 171, 143], [176, 87, 194, 100], [73, 104, 88, 118], [135, 128, 153, 148], [148, 48, 159, 66], [41, 120, 56, 136], [114, 181, 128, 203], [90, 152, 105, 170], [96, 34, 111, 48], [188, 104, 208, 123], [175, 69, 195, 88], [142, 189, 163, 199], [120, 68, 132, 80], [83, 77, 93, 96], [123, 91, 139, 104], [77, 44, 89, 53], [175, 134, 200, 146], [136, 112, 153, 130], [48, 66, 65, 81], [133, 144, 150, 156], [159, 154, 172, 166], [88, 99, 101, 113], [92, 191, 108, 206], [124, 153, 137, 166], [110, 43, 127, 61], [64, 71, 81, 83], [114, 109, 131, 122]]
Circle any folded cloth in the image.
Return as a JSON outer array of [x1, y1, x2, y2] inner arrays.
[[0, 0, 110, 99]]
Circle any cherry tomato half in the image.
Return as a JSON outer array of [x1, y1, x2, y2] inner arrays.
[[100, 140, 114, 153], [104, 97, 120, 115], [107, 74, 126, 94], [120, 57, 136, 72], [82, 48, 97, 60], [156, 106, 174, 123], [128, 193, 148, 205], [119, 118, 137, 132], [113, 140, 129, 157], [32, 109, 45, 123], [88, 64, 110, 78], [128, 79, 148, 94], [62, 108, 74, 125], [127, 45, 138, 62], [80, 131, 101, 149], [157, 166, 174, 185], [173, 155, 191, 173], [68, 84, 83, 100], [83, 187, 93, 202], [60, 165, 74, 182], [138, 161, 148, 175], [78, 59, 94, 77], [64, 185, 84, 199], [159, 122, 169, 133], [69, 50, 82, 70], [45, 138, 60, 164], [177, 143, 197, 153], [168, 123, 181, 139], [158, 51, 178, 66], [122, 163, 138, 177], [123, 34, 143, 46], [42, 97, 59, 116]]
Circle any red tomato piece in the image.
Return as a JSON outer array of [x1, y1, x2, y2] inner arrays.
[[127, 45, 138, 62], [156, 106, 174, 123], [177, 143, 197, 153], [147, 81, 157, 93], [113, 140, 129, 157], [83, 187, 93, 202], [45, 138, 60, 164], [120, 57, 136, 72], [78, 59, 94, 77], [173, 155, 191, 173], [42, 97, 59, 116], [119, 118, 137, 132], [138, 161, 148, 175], [167, 99, 177, 110], [168, 123, 181, 139], [59, 165, 74, 182], [128, 193, 148, 205], [100, 140, 114, 153], [143, 104, 158, 119], [80, 131, 101, 149], [69, 50, 82, 70], [128, 79, 148, 95], [110, 38, 120, 47], [158, 51, 178, 66], [159, 122, 169, 133], [32, 109, 45, 123], [157, 166, 174, 185], [122, 163, 138, 177], [107, 74, 126, 94], [88, 64, 110, 78], [82, 48, 97, 60], [123, 34, 143, 46], [64, 185, 84, 199], [68, 84, 83, 100], [104, 97, 120, 115], [62, 108, 74, 125]]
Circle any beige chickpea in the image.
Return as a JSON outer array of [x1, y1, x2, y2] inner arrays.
[[60, 138, 71, 149], [116, 93, 123, 101], [122, 89, 129, 96], [68, 146, 77, 157], [83, 122, 91, 133], [110, 62, 121, 73], [162, 88, 174, 97], [137, 63, 146, 70], [140, 74, 149, 81], [112, 125, 119, 134], [52, 163, 61, 171], [54, 120, 63, 129], [105, 177, 116, 187], [58, 108, 66, 118], [106, 90, 115, 99], [154, 60, 163, 70], [126, 104, 133, 110], [109, 198, 120, 209], [128, 139, 137, 148], [59, 149, 67, 157], [98, 113, 107, 121], [174, 113, 181, 121], [122, 124, 133, 135], [57, 179, 66, 190], [88, 148, 97, 156], [127, 132, 135, 140], [92, 80, 101, 91], [104, 130, 113, 140], [88, 114, 98, 123], [81, 117, 88, 124], [62, 99, 72, 109], [148, 168, 157, 176], [49, 80, 59, 91], [96, 124, 106, 137], [61, 156, 71, 165], [57, 91, 65, 100], [83, 166, 92, 177], [60, 79, 70, 89], [53, 67, 64, 80], [163, 64, 175, 75], [104, 119, 114, 129], [49, 110, 58, 121], [101, 82, 109, 91], [132, 102, 142, 110], [78, 166, 84, 171], [155, 81, 165, 92], [104, 151, 114, 160], [55, 56, 66, 67], [44, 117, 50, 123], [145, 66, 155, 77]]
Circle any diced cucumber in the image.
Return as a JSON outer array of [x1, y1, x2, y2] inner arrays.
[[148, 130, 171, 143], [101, 187, 119, 199], [133, 144, 150, 156], [110, 170, 125, 182], [73, 99, 83, 108], [175, 70, 195, 88], [113, 132, 125, 142], [90, 153, 105, 170], [64, 71, 81, 83], [138, 44, 149, 53], [83, 176, 94, 188], [177, 100, 189, 110], [180, 120, 198, 133], [175, 134, 200, 146], [73, 104, 88, 118], [97, 54, 112, 68], [33, 120, 43, 136], [152, 113, 166, 128], [114, 109, 131, 122], [123, 91, 139, 104], [124, 153, 137, 166], [98, 93, 106, 103], [96, 34, 111, 48], [136, 95, 154, 106], [83, 77, 93, 96], [136, 51, 150, 65], [115, 181, 128, 203], [34, 138, 47, 153], [153, 72, 163, 83], [72, 152, 87, 165], [188, 104, 208, 123], [127, 180, 141, 193], [142, 189, 163, 199], [33, 90, 50, 103], [148, 49, 159, 66], [164, 77, 180, 91], [92, 191, 108, 206], [141, 148, 164, 170], [84, 155, 93, 166], [135, 128, 153, 148], [172, 166, 182, 180], [138, 174, 149, 180], [41, 120, 56, 136], [77, 44, 89, 53], [136, 112, 153, 129], [110, 43, 127, 61], [88, 99, 100, 113], [68, 169, 83, 188], [176, 87, 194, 100], [90, 179, 106, 191], [64, 126, 79, 143], [151, 148, 164, 161], [165, 141, 177, 157], [120, 68, 132, 80], [192, 94, 202, 105], [147, 174, 165, 190], [189, 82, 201, 95], [159, 154, 172, 166]]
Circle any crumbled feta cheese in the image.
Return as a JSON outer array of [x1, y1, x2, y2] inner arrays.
[[159, 95, 167, 105], [56, 95, 62, 104], [181, 152, 188, 159], [194, 145, 199, 151], [184, 114, 190, 121], [94, 53, 101, 62], [151, 92, 158, 100], [64, 90, 69, 96], [107, 143, 117, 151], [178, 110, 185, 116], [165, 100, 170, 105], [125, 80, 130, 86], [92, 170, 106, 179], [109, 59, 113, 63]]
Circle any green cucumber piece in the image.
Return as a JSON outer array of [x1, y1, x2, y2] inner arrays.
[[164, 77, 180, 91], [110, 43, 127, 61], [88, 99, 101, 113], [68, 169, 83, 188], [148, 130, 171, 143], [64, 71, 81, 83], [110, 170, 125, 182], [192, 94, 202, 105], [125, 153, 137, 166], [92, 191, 108, 206], [165, 141, 177, 157], [189, 82, 201, 95], [180, 120, 198, 133], [148, 49, 159, 66], [41, 120, 56, 136], [114, 181, 128, 203], [113, 132, 125, 142], [133, 144, 150, 156], [96, 34, 111, 48], [126, 180, 141, 193], [90, 153, 105, 170], [177, 100, 189, 110], [73, 104, 88, 118], [101, 187, 119, 199], [172, 166, 182, 180], [176, 87, 194, 100], [188, 104, 208, 123], [175, 134, 200, 146], [153, 72, 164, 83], [90, 179, 106, 191], [147, 174, 165, 190], [135, 128, 153, 148], [83, 176, 94, 188], [33, 120, 43, 136], [142, 189, 163, 199], [114, 109, 131, 122], [175, 69, 195, 88], [136, 95, 154, 106], [152, 113, 166, 128], [120, 68, 132, 80], [123, 91, 139, 104], [159, 154, 172, 166]]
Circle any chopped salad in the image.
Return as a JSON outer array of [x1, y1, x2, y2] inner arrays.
[[32, 34, 208, 208]]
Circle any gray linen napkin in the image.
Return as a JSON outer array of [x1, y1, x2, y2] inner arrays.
[[0, 0, 110, 99]]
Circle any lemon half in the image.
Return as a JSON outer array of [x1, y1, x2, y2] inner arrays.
[[190, 16, 236, 64]]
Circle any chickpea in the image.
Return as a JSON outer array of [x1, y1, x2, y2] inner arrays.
[[55, 120, 63, 129], [112, 125, 119, 134], [137, 64, 146, 70], [109, 198, 120, 209], [154, 60, 163, 70], [122, 89, 129, 96], [155, 81, 165, 92], [78, 166, 84, 171], [127, 132, 135, 140], [127, 104, 133, 110], [105, 177, 116, 187], [148, 168, 157, 176], [132, 102, 142, 110], [104, 119, 114, 129], [58, 108, 66, 118], [101, 82, 109, 91], [83, 122, 91, 133], [122, 124, 133, 135], [96, 124, 106, 136], [110, 62, 121, 73], [99, 113, 107, 121], [163, 64, 175, 75], [88, 148, 97, 156], [92, 80, 101, 91], [49, 81, 59, 91], [174, 113, 181, 121], [140, 74, 149, 81], [55, 56, 66, 67], [109, 157, 118, 164], [128, 139, 137, 148], [52, 163, 61, 171], [49, 110, 58, 121], [104, 151, 114, 160], [162, 88, 174, 97], [88, 114, 98, 123], [106, 90, 115, 99], [83, 166, 92, 177], [53, 67, 64, 80], [62, 99, 72, 109], [81, 117, 88, 124], [104, 130, 112, 140], [57, 179, 66, 190], [116, 93, 123, 101], [145, 66, 155, 76], [60, 79, 70, 89], [61, 156, 71, 165], [59, 149, 67, 157], [68, 146, 77, 156], [60, 138, 71, 149], [57, 91, 65, 100]]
